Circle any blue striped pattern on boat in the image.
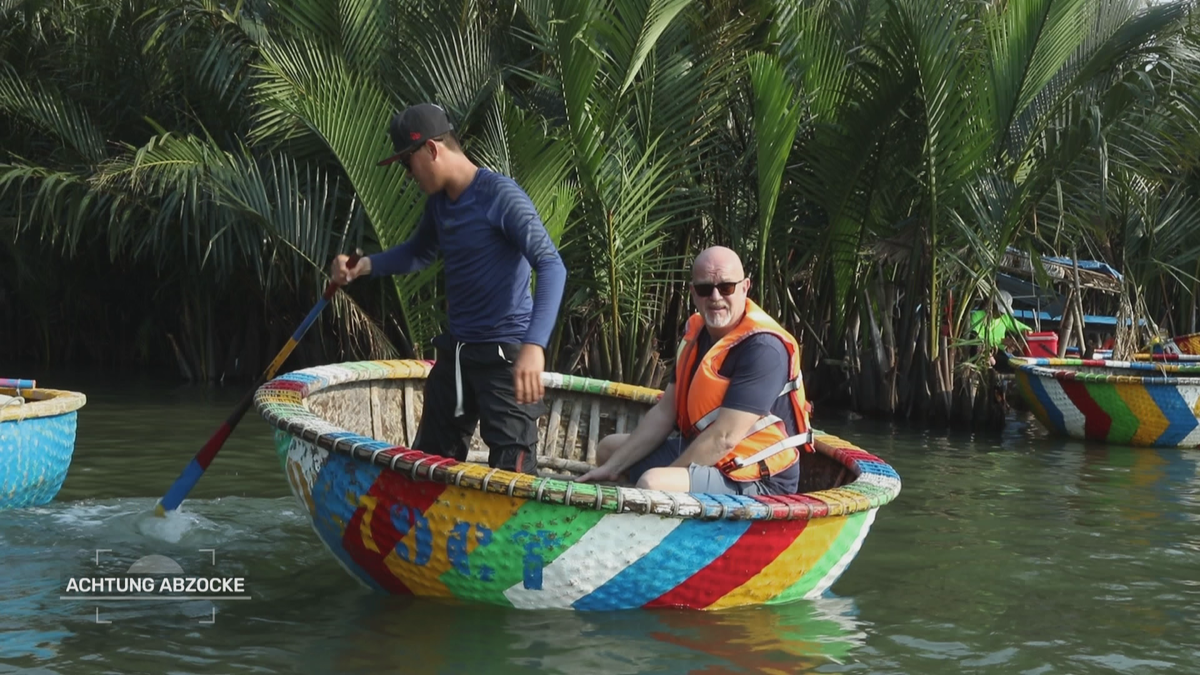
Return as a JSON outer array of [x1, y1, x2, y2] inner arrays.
[[572, 518, 751, 610], [855, 460, 900, 480], [1025, 372, 1067, 433], [1144, 384, 1196, 447]]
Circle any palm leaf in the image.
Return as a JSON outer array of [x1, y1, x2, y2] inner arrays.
[[746, 51, 807, 300], [0, 63, 107, 163]]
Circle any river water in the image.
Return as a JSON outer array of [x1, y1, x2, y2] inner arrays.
[[1, 371, 1197, 674]]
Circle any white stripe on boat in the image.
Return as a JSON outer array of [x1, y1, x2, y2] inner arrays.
[[502, 513, 683, 610], [805, 508, 877, 599]]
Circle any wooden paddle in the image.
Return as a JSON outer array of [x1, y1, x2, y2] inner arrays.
[[155, 252, 362, 516]]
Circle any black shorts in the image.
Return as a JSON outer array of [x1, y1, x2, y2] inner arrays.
[[412, 334, 547, 474]]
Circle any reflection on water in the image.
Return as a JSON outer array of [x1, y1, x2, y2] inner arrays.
[[0, 376, 1198, 673], [0, 497, 865, 675], [643, 597, 865, 674], [310, 595, 865, 675], [0, 548, 74, 662], [1078, 443, 1200, 520]]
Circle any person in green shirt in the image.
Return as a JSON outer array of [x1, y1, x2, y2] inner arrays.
[[971, 290, 1033, 371], [970, 311, 1032, 349], [969, 291, 1030, 348]]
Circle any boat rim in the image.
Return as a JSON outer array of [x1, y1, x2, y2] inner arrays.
[[0, 387, 87, 423], [254, 359, 901, 522], [1010, 356, 1200, 385]]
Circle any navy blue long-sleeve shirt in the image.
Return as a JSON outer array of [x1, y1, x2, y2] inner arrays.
[[368, 168, 567, 348]]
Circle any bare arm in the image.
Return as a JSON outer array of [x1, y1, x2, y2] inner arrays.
[[672, 335, 790, 468], [602, 384, 679, 474], [669, 407, 760, 468]]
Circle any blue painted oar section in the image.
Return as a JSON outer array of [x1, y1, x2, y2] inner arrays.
[[155, 253, 361, 516]]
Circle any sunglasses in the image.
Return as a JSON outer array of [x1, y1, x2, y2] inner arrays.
[[691, 279, 745, 297], [398, 148, 418, 171], [399, 136, 448, 171]]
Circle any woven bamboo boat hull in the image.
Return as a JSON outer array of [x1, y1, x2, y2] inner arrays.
[[1, 387, 86, 509], [255, 360, 901, 611], [1011, 357, 1200, 447]]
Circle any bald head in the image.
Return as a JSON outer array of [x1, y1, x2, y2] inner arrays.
[[692, 246, 744, 280], [690, 246, 750, 337]]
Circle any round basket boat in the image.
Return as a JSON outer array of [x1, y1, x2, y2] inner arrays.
[[1166, 332, 1200, 355], [1127, 333, 1200, 360], [254, 360, 901, 611], [1010, 356, 1200, 447], [1, 385, 86, 509]]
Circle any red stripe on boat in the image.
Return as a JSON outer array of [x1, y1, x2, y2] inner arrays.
[[1059, 379, 1111, 439], [753, 495, 795, 519], [339, 470, 449, 594], [377, 469, 448, 513], [342, 503, 413, 595], [783, 494, 828, 518], [644, 518, 808, 609]]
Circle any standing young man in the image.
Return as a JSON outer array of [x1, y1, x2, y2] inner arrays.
[[331, 103, 567, 475]]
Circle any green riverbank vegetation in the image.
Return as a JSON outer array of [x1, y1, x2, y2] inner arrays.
[[3, 0, 1200, 427]]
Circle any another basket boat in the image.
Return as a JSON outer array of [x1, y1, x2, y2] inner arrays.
[[254, 360, 901, 611], [1009, 356, 1200, 447], [1164, 332, 1200, 355], [1, 380, 86, 509], [1130, 333, 1200, 361]]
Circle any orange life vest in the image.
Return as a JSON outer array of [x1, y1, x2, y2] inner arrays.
[[673, 299, 814, 482]]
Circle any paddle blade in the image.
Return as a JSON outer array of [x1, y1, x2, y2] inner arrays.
[[155, 402, 243, 515], [153, 252, 360, 517]]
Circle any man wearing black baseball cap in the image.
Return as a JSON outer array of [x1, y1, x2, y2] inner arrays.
[[331, 103, 567, 477], [377, 103, 456, 168]]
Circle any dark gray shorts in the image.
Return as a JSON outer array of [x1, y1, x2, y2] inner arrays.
[[625, 435, 767, 496]]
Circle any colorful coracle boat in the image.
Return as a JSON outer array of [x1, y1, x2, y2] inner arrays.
[[1131, 333, 1200, 361], [254, 360, 901, 611], [0, 379, 86, 509], [1164, 332, 1200, 355], [1009, 356, 1200, 447]]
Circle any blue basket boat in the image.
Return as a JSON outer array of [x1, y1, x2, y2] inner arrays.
[[1, 381, 86, 509]]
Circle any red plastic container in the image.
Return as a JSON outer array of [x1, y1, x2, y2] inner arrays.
[[1025, 331, 1059, 358]]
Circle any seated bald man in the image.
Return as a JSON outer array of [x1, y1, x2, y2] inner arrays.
[[578, 246, 814, 495]]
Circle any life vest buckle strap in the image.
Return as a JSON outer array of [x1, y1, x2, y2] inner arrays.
[[723, 430, 814, 471], [692, 409, 720, 434], [778, 376, 802, 397], [690, 412, 782, 441], [741, 414, 782, 440]]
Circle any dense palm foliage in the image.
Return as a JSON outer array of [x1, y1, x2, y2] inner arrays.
[[3, 0, 1199, 425]]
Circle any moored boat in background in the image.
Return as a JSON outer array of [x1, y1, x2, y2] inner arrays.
[[1009, 356, 1200, 447], [1, 379, 86, 510]]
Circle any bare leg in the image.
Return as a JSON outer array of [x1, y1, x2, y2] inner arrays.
[[637, 467, 691, 492]]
